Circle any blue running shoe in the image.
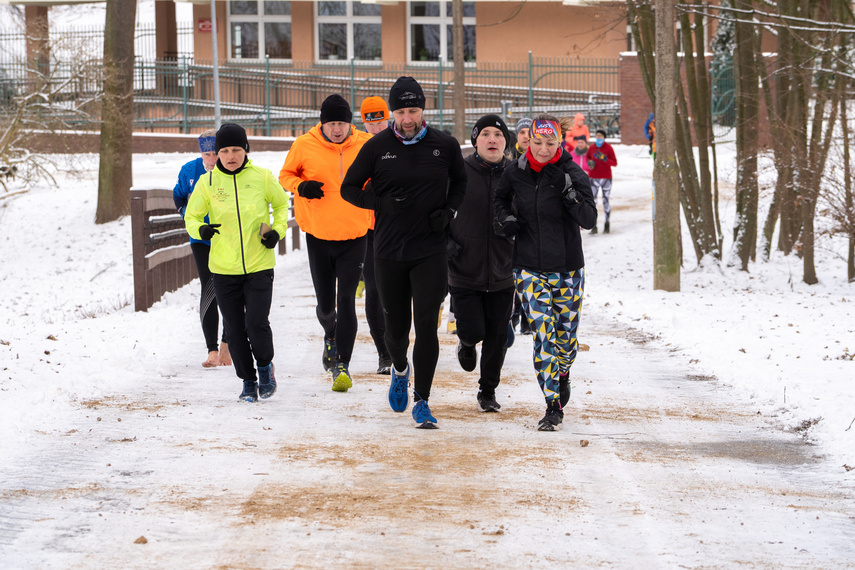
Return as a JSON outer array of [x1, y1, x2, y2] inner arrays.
[[258, 363, 277, 399], [239, 380, 258, 403], [412, 400, 438, 429], [505, 322, 515, 349], [388, 362, 410, 412]]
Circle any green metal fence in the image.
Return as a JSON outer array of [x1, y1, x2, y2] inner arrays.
[[0, 21, 620, 139], [133, 55, 620, 137]]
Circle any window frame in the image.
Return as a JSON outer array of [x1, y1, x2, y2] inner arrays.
[[314, 1, 383, 64], [406, 0, 476, 66], [227, 0, 293, 62]]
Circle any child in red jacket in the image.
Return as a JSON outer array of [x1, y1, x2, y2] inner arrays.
[[585, 129, 618, 234]]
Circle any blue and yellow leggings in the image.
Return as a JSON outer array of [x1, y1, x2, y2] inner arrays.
[[514, 268, 585, 402]]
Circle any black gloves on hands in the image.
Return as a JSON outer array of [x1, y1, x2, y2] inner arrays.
[[428, 208, 454, 233], [376, 187, 413, 214], [447, 238, 462, 258], [261, 230, 280, 249], [496, 216, 519, 238], [562, 173, 580, 206], [199, 223, 221, 241], [298, 180, 325, 200]]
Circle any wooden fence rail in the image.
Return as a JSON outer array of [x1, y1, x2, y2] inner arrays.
[[131, 187, 300, 312]]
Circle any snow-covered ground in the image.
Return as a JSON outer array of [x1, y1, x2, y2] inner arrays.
[[1, 144, 854, 567]]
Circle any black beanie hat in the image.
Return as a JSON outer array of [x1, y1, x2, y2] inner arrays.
[[215, 123, 249, 153], [471, 114, 510, 150], [389, 76, 426, 111], [320, 94, 353, 124]]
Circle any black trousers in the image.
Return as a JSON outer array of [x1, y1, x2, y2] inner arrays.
[[450, 285, 515, 393], [306, 233, 367, 365], [213, 270, 274, 383], [190, 242, 228, 352], [362, 230, 389, 359], [374, 253, 447, 402]]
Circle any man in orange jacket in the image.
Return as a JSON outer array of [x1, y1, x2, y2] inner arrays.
[[279, 94, 373, 392]]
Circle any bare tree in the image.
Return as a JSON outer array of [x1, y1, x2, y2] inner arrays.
[[652, 0, 681, 291], [730, 0, 760, 271], [0, 12, 101, 200], [628, 0, 721, 266], [95, 0, 137, 224]]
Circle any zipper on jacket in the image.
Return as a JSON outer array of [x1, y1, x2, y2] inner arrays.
[[535, 174, 543, 271], [233, 174, 248, 275], [485, 169, 494, 291]]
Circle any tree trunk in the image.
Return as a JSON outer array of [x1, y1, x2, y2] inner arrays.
[[844, 90, 855, 282], [732, 0, 759, 271], [653, 0, 680, 291], [96, 0, 137, 224]]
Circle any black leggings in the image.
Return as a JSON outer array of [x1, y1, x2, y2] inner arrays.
[[450, 286, 514, 392], [362, 230, 388, 358], [190, 242, 227, 352], [213, 270, 274, 383], [306, 233, 367, 364], [374, 253, 448, 402]]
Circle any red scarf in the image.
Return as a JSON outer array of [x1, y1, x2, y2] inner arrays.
[[526, 146, 562, 172]]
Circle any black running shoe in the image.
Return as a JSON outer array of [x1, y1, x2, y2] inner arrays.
[[377, 354, 392, 375], [457, 340, 477, 372], [558, 372, 570, 408], [537, 400, 564, 431], [322, 337, 336, 372], [477, 390, 501, 413]]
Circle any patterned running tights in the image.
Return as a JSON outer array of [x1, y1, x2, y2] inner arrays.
[[514, 268, 585, 402]]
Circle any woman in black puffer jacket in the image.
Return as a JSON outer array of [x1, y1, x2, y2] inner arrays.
[[493, 113, 597, 431]]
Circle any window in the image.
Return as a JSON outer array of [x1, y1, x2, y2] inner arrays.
[[408, 1, 475, 63], [228, 0, 292, 60], [316, 1, 383, 62]]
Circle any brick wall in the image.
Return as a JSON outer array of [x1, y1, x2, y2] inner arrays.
[[620, 52, 771, 149], [620, 54, 652, 146]]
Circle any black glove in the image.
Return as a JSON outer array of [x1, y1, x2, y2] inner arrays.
[[261, 230, 280, 249], [447, 238, 462, 258], [199, 223, 221, 241], [562, 173, 580, 206], [497, 216, 519, 237], [298, 180, 325, 200], [428, 208, 454, 233], [376, 187, 413, 214]]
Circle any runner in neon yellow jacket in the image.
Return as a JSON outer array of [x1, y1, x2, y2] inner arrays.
[[184, 123, 289, 404], [185, 157, 289, 275]]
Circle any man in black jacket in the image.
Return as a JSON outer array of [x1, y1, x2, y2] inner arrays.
[[341, 76, 467, 429], [448, 114, 515, 413]]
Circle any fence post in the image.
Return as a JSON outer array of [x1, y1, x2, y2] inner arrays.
[[438, 56, 444, 131], [265, 55, 271, 137], [527, 51, 534, 114], [182, 56, 188, 134], [349, 58, 356, 109], [131, 195, 148, 312]]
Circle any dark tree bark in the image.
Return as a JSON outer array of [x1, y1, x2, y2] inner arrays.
[[732, 0, 760, 271], [96, 0, 137, 224], [653, 0, 681, 291]]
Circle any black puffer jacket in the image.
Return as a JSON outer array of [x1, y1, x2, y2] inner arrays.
[[448, 154, 514, 291], [494, 149, 596, 273]]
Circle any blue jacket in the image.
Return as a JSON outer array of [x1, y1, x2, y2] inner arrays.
[[644, 112, 655, 141], [173, 157, 211, 245]]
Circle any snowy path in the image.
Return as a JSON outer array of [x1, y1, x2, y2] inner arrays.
[[2, 253, 854, 568]]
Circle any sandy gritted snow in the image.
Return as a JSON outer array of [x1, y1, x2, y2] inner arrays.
[[0, 144, 854, 568]]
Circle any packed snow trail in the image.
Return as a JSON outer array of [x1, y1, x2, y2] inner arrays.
[[1, 251, 854, 569]]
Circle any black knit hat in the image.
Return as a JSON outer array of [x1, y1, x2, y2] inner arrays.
[[320, 94, 353, 124], [388, 76, 426, 111], [471, 114, 510, 150], [215, 123, 249, 153]]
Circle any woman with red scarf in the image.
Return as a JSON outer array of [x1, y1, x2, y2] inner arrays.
[[494, 113, 597, 431]]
